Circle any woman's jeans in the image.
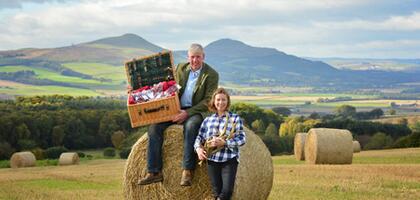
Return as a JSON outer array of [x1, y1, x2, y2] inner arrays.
[[207, 158, 238, 200], [147, 114, 203, 172]]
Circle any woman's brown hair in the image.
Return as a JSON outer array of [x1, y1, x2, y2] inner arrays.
[[208, 87, 231, 112]]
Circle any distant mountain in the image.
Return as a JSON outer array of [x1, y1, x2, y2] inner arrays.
[[1, 34, 419, 94], [0, 33, 165, 65], [306, 57, 420, 72], [87, 33, 163, 52], [198, 39, 340, 85], [175, 38, 419, 87]]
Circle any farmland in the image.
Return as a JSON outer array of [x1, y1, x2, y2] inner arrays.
[[0, 148, 419, 200], [62, 62, 126, 84], [231, 94, 420, 115], [0, 80, 101, 96]]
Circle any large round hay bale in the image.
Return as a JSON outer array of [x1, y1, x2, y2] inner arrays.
[[304, 128, 353, 164], [58, 152, 79, 165], [294, 132, 307, 161], [10, 151, 36, 168], [353, 141, 361, 153], [123, 125, 273, 200]]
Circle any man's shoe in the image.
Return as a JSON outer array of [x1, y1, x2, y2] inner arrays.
[[137, 172, 163, 185], [180, 170, 193, 186]]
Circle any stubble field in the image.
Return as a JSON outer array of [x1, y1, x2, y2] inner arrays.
[[0, 148, 419, 200]]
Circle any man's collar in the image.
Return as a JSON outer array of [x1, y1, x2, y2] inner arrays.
[[189, 64, 203, 77]]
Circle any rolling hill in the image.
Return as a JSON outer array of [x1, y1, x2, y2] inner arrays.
[[202, 39, 341, 85], [0, 33, 165, 65], [1, 33, 419, 96]]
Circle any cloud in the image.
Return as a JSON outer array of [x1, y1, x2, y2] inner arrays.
[[282, 40, 420, 58], [0, 0, 75, 10], [0, 0, 418, 58], [313, 12, 420, 31]]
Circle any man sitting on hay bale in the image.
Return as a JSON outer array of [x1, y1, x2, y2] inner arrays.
[[138, 43, 219, 186]]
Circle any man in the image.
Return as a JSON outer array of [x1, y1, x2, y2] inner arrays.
[[138, 43, 219, 186]]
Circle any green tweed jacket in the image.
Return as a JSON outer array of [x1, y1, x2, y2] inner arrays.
[[176, 62, 219, 118]]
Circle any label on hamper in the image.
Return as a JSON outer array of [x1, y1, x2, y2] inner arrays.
[[141, 104, 170, 115]]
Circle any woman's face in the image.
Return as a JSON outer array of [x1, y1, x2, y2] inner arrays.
[[215, 93, 228, 113]]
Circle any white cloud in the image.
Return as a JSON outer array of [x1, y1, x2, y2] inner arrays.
[[282, 40, 420, 58], [0, 0, 76, 10], [314, 12, 420, 31], [0, 0, 419, 59]]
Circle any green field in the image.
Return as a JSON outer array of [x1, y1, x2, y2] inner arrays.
[[62, 62, 126, 84], [1, 148, 419, 200], [0, 81, 101, 96], [0, 64, 126, 95], [0, 66, 104, 85]]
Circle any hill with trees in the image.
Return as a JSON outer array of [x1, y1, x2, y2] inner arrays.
[[1, 33, 419, 96]]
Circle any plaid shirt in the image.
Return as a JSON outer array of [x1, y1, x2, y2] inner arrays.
[[194, 112, 246, 163]]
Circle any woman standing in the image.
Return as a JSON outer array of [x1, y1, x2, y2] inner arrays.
[[194, 88, 246, 200]]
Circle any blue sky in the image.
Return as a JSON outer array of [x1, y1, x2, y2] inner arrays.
[[0, 0, 419, 58]]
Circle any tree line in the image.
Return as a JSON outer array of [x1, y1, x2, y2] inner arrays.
[[1, 95, 419, 160], [0, 95, 136, 160]]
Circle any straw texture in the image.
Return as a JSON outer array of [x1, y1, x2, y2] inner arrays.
[[58, 152, 80, 165], [123, 125, 273, 200], [304, 128, 353, 164], [294, 132, 307, 161], [10, 151, 36, 168]]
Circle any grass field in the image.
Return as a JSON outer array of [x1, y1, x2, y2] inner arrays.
[[0, 80, 101, 96], [231, 94, 417, 108], [0, 65, 104, 85], [231, 94, 419, 115], [0, 148, 419, 199], [62, 62, 126, 84]]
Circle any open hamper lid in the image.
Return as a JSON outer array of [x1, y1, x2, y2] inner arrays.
[[125, 51, 175, 90]]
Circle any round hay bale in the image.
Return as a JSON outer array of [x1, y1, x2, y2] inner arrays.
[[304, 128, 353, 164], [10, 151, 36, 168], [353, 141, 361, 153], [294, 132, 307, 161], [58, 152, 80, 165], [123, 125, 273, 200]]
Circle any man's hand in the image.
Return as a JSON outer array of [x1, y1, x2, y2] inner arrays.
[[126, 85, 133, 94], [196, 147, 207, 161], [172, 110, 188, 124]]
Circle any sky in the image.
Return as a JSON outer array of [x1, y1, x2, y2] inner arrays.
[[0, 0, 420, 59]]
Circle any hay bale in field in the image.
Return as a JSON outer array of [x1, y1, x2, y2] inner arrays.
[[10, 151, 36, 168], [294, 132, 307, 161], [353, 141, 361, 153], [58, 152, 79, 165], [304, 128, 353, 164], [123, 125, 273, 200]]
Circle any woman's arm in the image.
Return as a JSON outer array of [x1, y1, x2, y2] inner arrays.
[[194, 118, 208, 151], [225, 115, 246, 148]]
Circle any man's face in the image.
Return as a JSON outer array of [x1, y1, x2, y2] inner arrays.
[[188, 51, 204, 71]]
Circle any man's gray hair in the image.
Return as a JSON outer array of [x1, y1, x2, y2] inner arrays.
[[188, 43, 204, 55]]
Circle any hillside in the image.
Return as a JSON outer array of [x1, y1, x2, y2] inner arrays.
[[1, 33, 420, 96], [310, 57, 420, 72], [0, 34, 165, 65], [203, 39, 341, 85]]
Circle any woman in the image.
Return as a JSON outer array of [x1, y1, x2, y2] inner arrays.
[[194, 88, 246, 200]]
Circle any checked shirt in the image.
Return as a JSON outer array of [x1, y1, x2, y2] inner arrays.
[[194, 112, 246, 163]]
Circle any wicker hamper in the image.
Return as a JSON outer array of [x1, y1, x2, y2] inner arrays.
[[125, 51, 180, 128]]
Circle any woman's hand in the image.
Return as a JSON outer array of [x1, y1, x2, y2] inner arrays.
[[196, 147, 207, 161], [210, 137, 226, 148]]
